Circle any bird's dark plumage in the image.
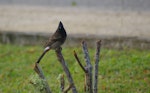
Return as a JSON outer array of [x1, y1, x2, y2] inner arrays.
[[36, 21, 67, 64], [45, 21, 67, 49]]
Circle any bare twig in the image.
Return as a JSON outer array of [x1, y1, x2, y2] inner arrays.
[[82, 41, 93, 93], [93, 40, 101, 93], [73, 50, 87, 73], [34, 63, 52, 93], [63, 84, 73, 93], [55, 48, 78, 93], [84, 67, 89, 92], [59, 74, 65, 92]]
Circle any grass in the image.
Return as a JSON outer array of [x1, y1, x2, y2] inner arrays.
[[0, 44, 150, 93]]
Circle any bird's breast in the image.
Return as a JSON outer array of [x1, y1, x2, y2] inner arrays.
[[50, 41, 63, 49]]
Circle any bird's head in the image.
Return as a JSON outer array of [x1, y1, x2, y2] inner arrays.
[[57, 21, 67, 38]]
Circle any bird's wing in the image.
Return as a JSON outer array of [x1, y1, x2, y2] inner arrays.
[[44, 32, 62, 47]]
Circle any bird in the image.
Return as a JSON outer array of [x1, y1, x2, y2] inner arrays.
[[35, 21, 67, 64]]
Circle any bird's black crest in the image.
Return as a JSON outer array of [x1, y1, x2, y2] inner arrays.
[[58, 21, 64, 29]]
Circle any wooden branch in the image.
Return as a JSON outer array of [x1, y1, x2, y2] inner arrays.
[[84, 67, 89, 92], [34, 63, 52, 93], [82, 41, 93, 93], [59, 74, 65, 92], [59, 74, 73, 93], [73, 50, 87, 73], [55, 48, 78, 93], [93, 40, 101, 93], [63, 84, 73, 93]]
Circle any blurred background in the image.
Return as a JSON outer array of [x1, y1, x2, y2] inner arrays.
[[0, 0, 150, 48]]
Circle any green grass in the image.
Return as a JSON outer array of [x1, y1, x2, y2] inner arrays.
[[0, 44, 150, 93]]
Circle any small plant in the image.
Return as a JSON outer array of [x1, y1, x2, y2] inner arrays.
[[29, 74, 47, 93]]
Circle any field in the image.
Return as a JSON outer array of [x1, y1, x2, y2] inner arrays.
[[0, 44, 150, 93]]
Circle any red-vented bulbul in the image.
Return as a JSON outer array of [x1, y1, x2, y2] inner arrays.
[[36, 21, 67, 64]]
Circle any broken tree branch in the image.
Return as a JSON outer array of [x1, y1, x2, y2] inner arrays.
[[34, 63, 52, 93], [63, 84, 73, 93], [73, 50, 87, 73], [93, 40, 102, 93], [55, 48, 78, 93], [59, 74, 65, 92], [82, 41, 93, 93]]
